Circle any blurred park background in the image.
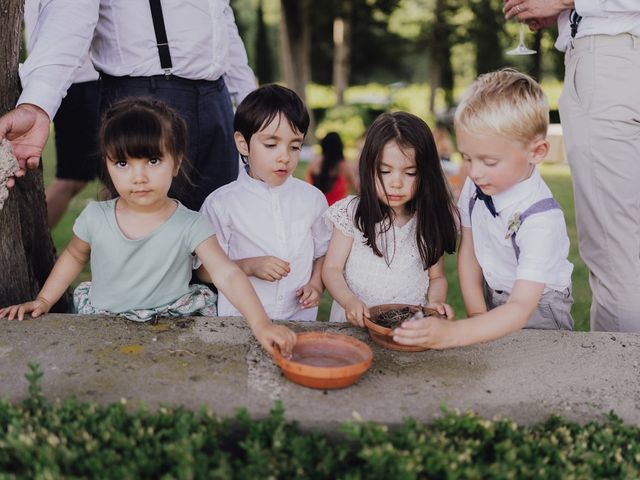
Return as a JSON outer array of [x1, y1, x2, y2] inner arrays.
[[40, 0, 591, 330]]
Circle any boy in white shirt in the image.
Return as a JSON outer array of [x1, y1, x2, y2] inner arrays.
[[198, 85, 331, 321], [393, 69, 573, 349]]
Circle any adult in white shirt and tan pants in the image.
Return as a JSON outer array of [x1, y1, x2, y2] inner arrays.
[[504, 0, 640, 332], [1, 0, 256, 211]]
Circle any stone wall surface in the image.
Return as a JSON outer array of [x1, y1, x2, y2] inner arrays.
[[1, 314, 639, 430]]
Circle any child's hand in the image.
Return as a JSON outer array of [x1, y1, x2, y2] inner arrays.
[[344, 296, 369, 327], [392, 315, 458, 350], [249, 256, 290, 282], [254, 322, 297, 357], [0, 297, 52, 321], [425, 301, 455, 320], [296, 283, 321, 309]]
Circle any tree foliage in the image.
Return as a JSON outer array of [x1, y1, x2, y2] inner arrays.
[[468, 0, 505, 75]]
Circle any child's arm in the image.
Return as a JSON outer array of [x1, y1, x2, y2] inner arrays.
[[195, 264, 212, 283], [392, 279, 544, 349], [458, 226, 487, 317], [195, 235, 296, 356], [321, 228, 368, 327], [0, 236, 90, 320], [235, 256, 290, 281], [424, 256, 455, 320], [197, 199, 289, 283], [296, 256, 324, 309], [196, 256, 291, 284]]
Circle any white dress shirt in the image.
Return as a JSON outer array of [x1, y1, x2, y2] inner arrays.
[[200, 167, 331, 321], [555, 1, 640, 51], [458, 169, 573, 294], [18, 0, 256, 119], [22, 0, 98, 84]]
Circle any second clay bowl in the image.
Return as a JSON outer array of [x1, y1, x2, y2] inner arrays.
[[365, 303, 445, 352], [272, 331, 373, 389]]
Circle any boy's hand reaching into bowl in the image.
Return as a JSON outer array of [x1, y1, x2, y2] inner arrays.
[[392, 312, 459, 350]]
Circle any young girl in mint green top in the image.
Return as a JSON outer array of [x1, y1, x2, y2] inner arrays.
[[0, 98, 295, 356]]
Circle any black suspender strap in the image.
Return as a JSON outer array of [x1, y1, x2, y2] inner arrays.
[[570, 9, 582, 39], [149, 0, 173, 76]]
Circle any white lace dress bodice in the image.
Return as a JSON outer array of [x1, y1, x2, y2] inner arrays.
[[324, 196, 429, 322]]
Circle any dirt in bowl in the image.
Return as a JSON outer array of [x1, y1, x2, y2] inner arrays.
[[374, 306, 415, 328]]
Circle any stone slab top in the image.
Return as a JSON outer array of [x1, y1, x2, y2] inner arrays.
[[1, 314, 639, 430]]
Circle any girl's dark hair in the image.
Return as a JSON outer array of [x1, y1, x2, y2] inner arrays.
[[312, 131, 344, 193], [98, 97, 189, 196], [234, 84, 310, 150], [355, 112, 459, 268]]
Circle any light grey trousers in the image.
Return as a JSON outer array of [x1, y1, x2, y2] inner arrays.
[[484, 283, 574, 330], [559, 33, 640, 332]]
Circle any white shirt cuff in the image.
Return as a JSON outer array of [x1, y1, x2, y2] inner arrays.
[[17, 82, 64, 120], [575, 0, 607, 18], [516, 269, 549, 285]]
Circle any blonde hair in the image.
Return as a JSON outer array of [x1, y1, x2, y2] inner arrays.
[[454, 69, 549, 144]]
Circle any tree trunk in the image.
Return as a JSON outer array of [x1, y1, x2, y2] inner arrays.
[[531, 30, 543, 81], [255, 0, 274, 85], [428, 61, 441, 115], [0, 0, 70, 311], [279, 0, 315, 142], [332, 7, 351, 107], [426, 0, 455, 115]]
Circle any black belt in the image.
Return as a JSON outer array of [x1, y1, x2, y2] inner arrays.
[[100, 73, 224, 89]]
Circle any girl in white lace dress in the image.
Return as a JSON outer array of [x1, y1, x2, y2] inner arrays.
[[322, 112, 458, 325]]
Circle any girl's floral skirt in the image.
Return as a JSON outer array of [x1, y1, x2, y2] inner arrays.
[[73, 282, 217, 322]]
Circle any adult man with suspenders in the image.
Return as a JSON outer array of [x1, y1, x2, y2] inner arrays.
[[2, 0, 256, 211]]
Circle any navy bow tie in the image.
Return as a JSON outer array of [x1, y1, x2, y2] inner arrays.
[[475, 185, 498, 217]]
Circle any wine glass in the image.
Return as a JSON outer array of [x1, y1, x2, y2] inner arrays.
[[506, 23, 536, 56]]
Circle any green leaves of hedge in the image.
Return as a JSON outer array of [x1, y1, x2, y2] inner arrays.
[[1, 364, 639, 479]]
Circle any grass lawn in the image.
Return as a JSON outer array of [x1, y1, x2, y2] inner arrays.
[[43, 133, 591, 331]]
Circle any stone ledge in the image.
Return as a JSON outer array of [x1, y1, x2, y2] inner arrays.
[[1, 314, 639, 430]]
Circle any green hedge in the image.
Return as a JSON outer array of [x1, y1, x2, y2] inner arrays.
[[1, 364, 639, 479]]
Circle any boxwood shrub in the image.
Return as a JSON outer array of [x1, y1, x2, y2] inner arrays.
[[1, 363, 639, 479]]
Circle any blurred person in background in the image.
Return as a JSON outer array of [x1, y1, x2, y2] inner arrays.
[[308, 131, 358, 205]]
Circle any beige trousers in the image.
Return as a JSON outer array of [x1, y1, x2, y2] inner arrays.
[[559, 34, 640, 332]]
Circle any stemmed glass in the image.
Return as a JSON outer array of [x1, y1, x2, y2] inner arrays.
[[506, 23, 536, 55]]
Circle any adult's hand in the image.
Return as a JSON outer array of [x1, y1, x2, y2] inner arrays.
[[503, 0, 573, 22], [0, 104, 50, 187], [526, 16, 561, 32]]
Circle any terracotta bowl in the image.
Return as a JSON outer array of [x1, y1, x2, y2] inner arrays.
[[365, 303, 444, 352], [272, 332, 373, 389]]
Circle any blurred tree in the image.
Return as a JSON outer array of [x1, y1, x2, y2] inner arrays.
[[279, 0, 316, 141], [332, 2, 351, 106], [279, 0, 311, 100], [468, 0, 504, 75], [0, 0, 70, 312], [255, 0, 274, 84], [344, 0, 409, 84], [309, 0, 408, 86], [530, 29, 543, 80], [423, 0, 458, 113]]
